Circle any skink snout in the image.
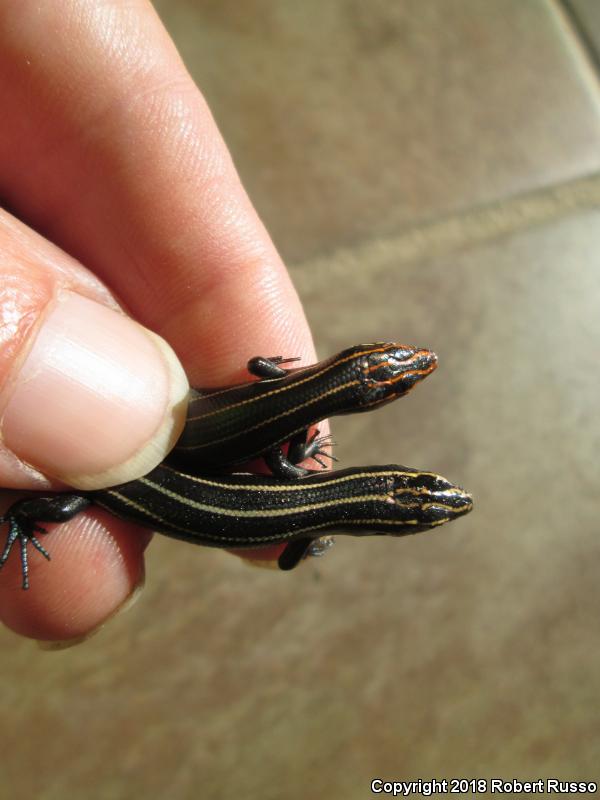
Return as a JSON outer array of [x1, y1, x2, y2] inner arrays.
[[359, 344, 437, 405], [424, 479, 473, 522], [389, 469, 473, 529]]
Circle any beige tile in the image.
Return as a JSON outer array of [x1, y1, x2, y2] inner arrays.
[[3, 207, 600, 797], [153, 0, 600, 262], [566, 0, 600, 56]]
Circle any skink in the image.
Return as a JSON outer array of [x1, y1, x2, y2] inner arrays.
[[170, 342, 440, 476], [0, 343, 473, 588]]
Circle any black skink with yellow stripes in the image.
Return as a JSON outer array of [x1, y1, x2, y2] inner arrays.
[[0, 343, 473, 588]]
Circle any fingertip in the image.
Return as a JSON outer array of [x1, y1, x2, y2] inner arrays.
[[0, 508, 150, 642], [228, 545, 286, 570]]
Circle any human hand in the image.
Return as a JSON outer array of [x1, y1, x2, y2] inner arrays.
[[0, 0, 316, 641]]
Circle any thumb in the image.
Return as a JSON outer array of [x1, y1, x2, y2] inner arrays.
[[0, 211, 189, 492]]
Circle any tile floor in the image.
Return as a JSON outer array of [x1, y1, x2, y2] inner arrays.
[[3, 1, 600, 798]]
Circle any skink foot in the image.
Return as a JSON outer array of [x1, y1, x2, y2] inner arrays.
[[247, 354, 301, 379], [0, 506, 50, 590], [0, 494, 91, 590], [265, 429, 337, 479], [278, 535, 335, 571]]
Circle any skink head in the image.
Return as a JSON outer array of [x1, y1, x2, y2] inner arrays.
[[352, 342, 437, 406], [386, 469, 473, 531]]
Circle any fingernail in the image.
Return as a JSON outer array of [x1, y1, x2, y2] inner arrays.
[[1, 291, 189, 489]]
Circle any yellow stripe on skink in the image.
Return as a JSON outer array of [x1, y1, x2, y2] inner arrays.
[[97, 493, 428, 545], [155, 464, 438, 492], [138, 476, 391, 518]]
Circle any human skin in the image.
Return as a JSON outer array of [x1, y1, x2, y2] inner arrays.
[[0, 0, 317, 641]]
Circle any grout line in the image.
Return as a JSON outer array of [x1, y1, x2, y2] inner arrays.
[[289, 173, 600, 273], [555, 0, 600, 78]]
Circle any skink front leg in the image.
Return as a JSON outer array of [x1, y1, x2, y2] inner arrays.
[[288, 429, 337, 469], [278, 535, 336, 571], [247, 354, 301, 379], [278, 537, 315, 570], [0, 495, 91, 589], [247, 352, 338, 476], [264, 429, 337, 479], [266, 427, 338, 569]]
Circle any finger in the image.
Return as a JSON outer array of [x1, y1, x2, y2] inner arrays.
[[0, 211, 188, 492], [0, 211, 191, 639], [0, 0, 318, 572], [0, 1, 322, 637], [0, 500, 151, 643], [0, 0, 316, 385]]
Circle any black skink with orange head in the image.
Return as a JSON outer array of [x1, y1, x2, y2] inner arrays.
[[170, 342, 438, 477]]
